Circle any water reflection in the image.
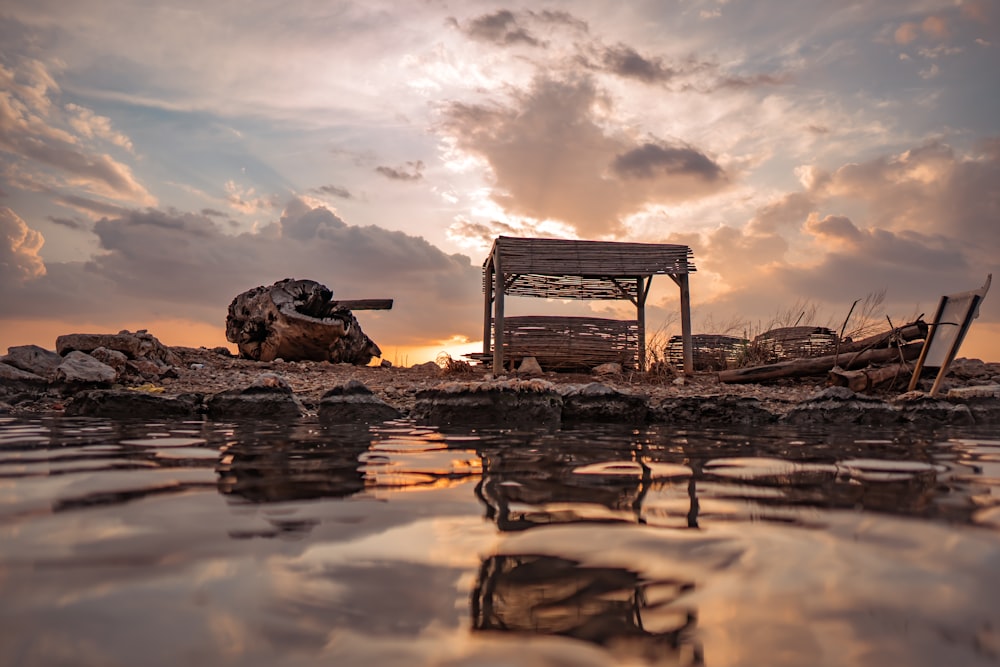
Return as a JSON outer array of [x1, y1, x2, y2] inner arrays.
[[473, 554, 701, 664], [3, 417, 1000, 666], [216, 424, 371, 503]]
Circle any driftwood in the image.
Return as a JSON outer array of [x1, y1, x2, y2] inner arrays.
[[718, 342, 923, 384], [717, 320, 928, 384], [225, 279, 385, 364], [829, 363, 912, 392]]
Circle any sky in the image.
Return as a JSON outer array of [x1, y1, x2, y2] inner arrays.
[[1, 0, 998, 364]]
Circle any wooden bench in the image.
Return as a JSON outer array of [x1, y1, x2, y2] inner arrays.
[[470, 315, 639, 371]]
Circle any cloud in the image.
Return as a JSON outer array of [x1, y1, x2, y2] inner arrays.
[[375, 161, 424, 182], [0, 199, 483, 347], [686, 138, 1000, 326], [0, 59, 154, 206], [439, 75, 728, 236], [596, 44, 678, 84], [314, 184, 353, 199], [224, 180, 280, 215], [0, 206, 46, 282], [611, 142, 724, 182], [460, 10, 543, 47]]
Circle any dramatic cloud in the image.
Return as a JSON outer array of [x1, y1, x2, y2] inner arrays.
[[440, 75, 728, 236], [0, 206, 45, 281], [0, 200, 483, 347], [0, 59, 154, 206]]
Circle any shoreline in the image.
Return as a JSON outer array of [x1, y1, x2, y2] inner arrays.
[[4, 342, 1000, 428]]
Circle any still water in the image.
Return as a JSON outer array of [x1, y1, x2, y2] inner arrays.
[[2, 415, 1000, 666]]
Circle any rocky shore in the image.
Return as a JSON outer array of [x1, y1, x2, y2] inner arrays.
[[3, 331, 1000, 428]]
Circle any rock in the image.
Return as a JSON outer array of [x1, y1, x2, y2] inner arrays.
[[559, 382, 648, 423], [1, 345, 62, 377], [125, 358, 170, 380], [318, 380, 402, 424], [592, 362, 622, 378], [892, 392, 975, 426], [54, 351, 118, 385], [940, 384, 1000, 424], [56, 330, 179, 365], [517, 356, 544, 376], [649, 395, 777, 425], [88, 347, 127, 377], [206, 372, 304, 419], [413, 379, 562, 427], [0, 363, 48, 394], [783, 386, 899, 426], [211, 346, 233, 357], [948, 358, 992, 380], [411, 361, 441, 373], [66, 390, 203, 418], [947, 384, 1000, 400]]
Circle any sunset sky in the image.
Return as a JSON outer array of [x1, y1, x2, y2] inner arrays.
[[2, 0, 998, 364]]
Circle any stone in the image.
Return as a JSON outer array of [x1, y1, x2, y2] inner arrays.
[[413, 379, 562, 427], [1, 345, 62, 377], [56, 330, 179, 365], [517, 356, 544, 376], [54, 351, 118, 385], [125, 358, 169, 379], [88, 347, 127, 377], [206, 372, 304, 419], [319, 380, 402, 424], [783, 386, 899, 426], [948, 358, 992, 380], [65, 390, 203, 418], [559, 382, 648, 423], [649, 395, 777, 425], [893, 393, 975, 426], [592, 362, 622, 378], [0, 363, 48, 394], [947, 384, 1000, 400], [411, 361, 441, 373]]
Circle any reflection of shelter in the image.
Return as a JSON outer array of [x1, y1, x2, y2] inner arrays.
[[475, 448, 654, 532], [481, 237, 697, 372], [472, 555, 700, 662], [216, 431, 370, 503], [909, 274, 992, 396]]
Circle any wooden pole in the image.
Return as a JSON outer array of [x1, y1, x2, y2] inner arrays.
[[637, 276, 646, 371], [492, 245, 505, 372], [483, 258, 494, 356], [679, 273, 693, 374]]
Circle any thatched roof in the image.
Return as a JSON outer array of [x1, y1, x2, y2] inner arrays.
[[483, 236, 696, 300]]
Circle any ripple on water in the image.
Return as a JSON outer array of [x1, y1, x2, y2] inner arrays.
[[838, 458, 946, 482]]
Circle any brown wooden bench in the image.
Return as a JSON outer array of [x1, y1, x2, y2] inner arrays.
[[469, 315, 639, 371]]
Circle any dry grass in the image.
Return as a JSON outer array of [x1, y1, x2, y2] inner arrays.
[[436, 352, 477, 375]]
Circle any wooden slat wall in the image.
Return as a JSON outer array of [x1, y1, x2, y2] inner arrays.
[[494, 315, 639, 370]]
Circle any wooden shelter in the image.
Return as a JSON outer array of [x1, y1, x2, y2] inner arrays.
[[482, 236, 696, 372]]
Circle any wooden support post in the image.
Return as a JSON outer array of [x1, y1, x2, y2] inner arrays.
[[492, 245, 505, 372], [637, 276, 646, 371], [679, 273, 693, 374], [483, 258, 494, 356]]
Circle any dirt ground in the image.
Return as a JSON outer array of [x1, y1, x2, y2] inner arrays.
[[162, 346, 828, 415]]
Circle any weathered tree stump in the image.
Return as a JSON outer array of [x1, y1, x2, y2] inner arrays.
[[225, 279, 383, 364]]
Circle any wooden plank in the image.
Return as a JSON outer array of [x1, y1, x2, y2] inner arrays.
[[333, 299, 393, 310]]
